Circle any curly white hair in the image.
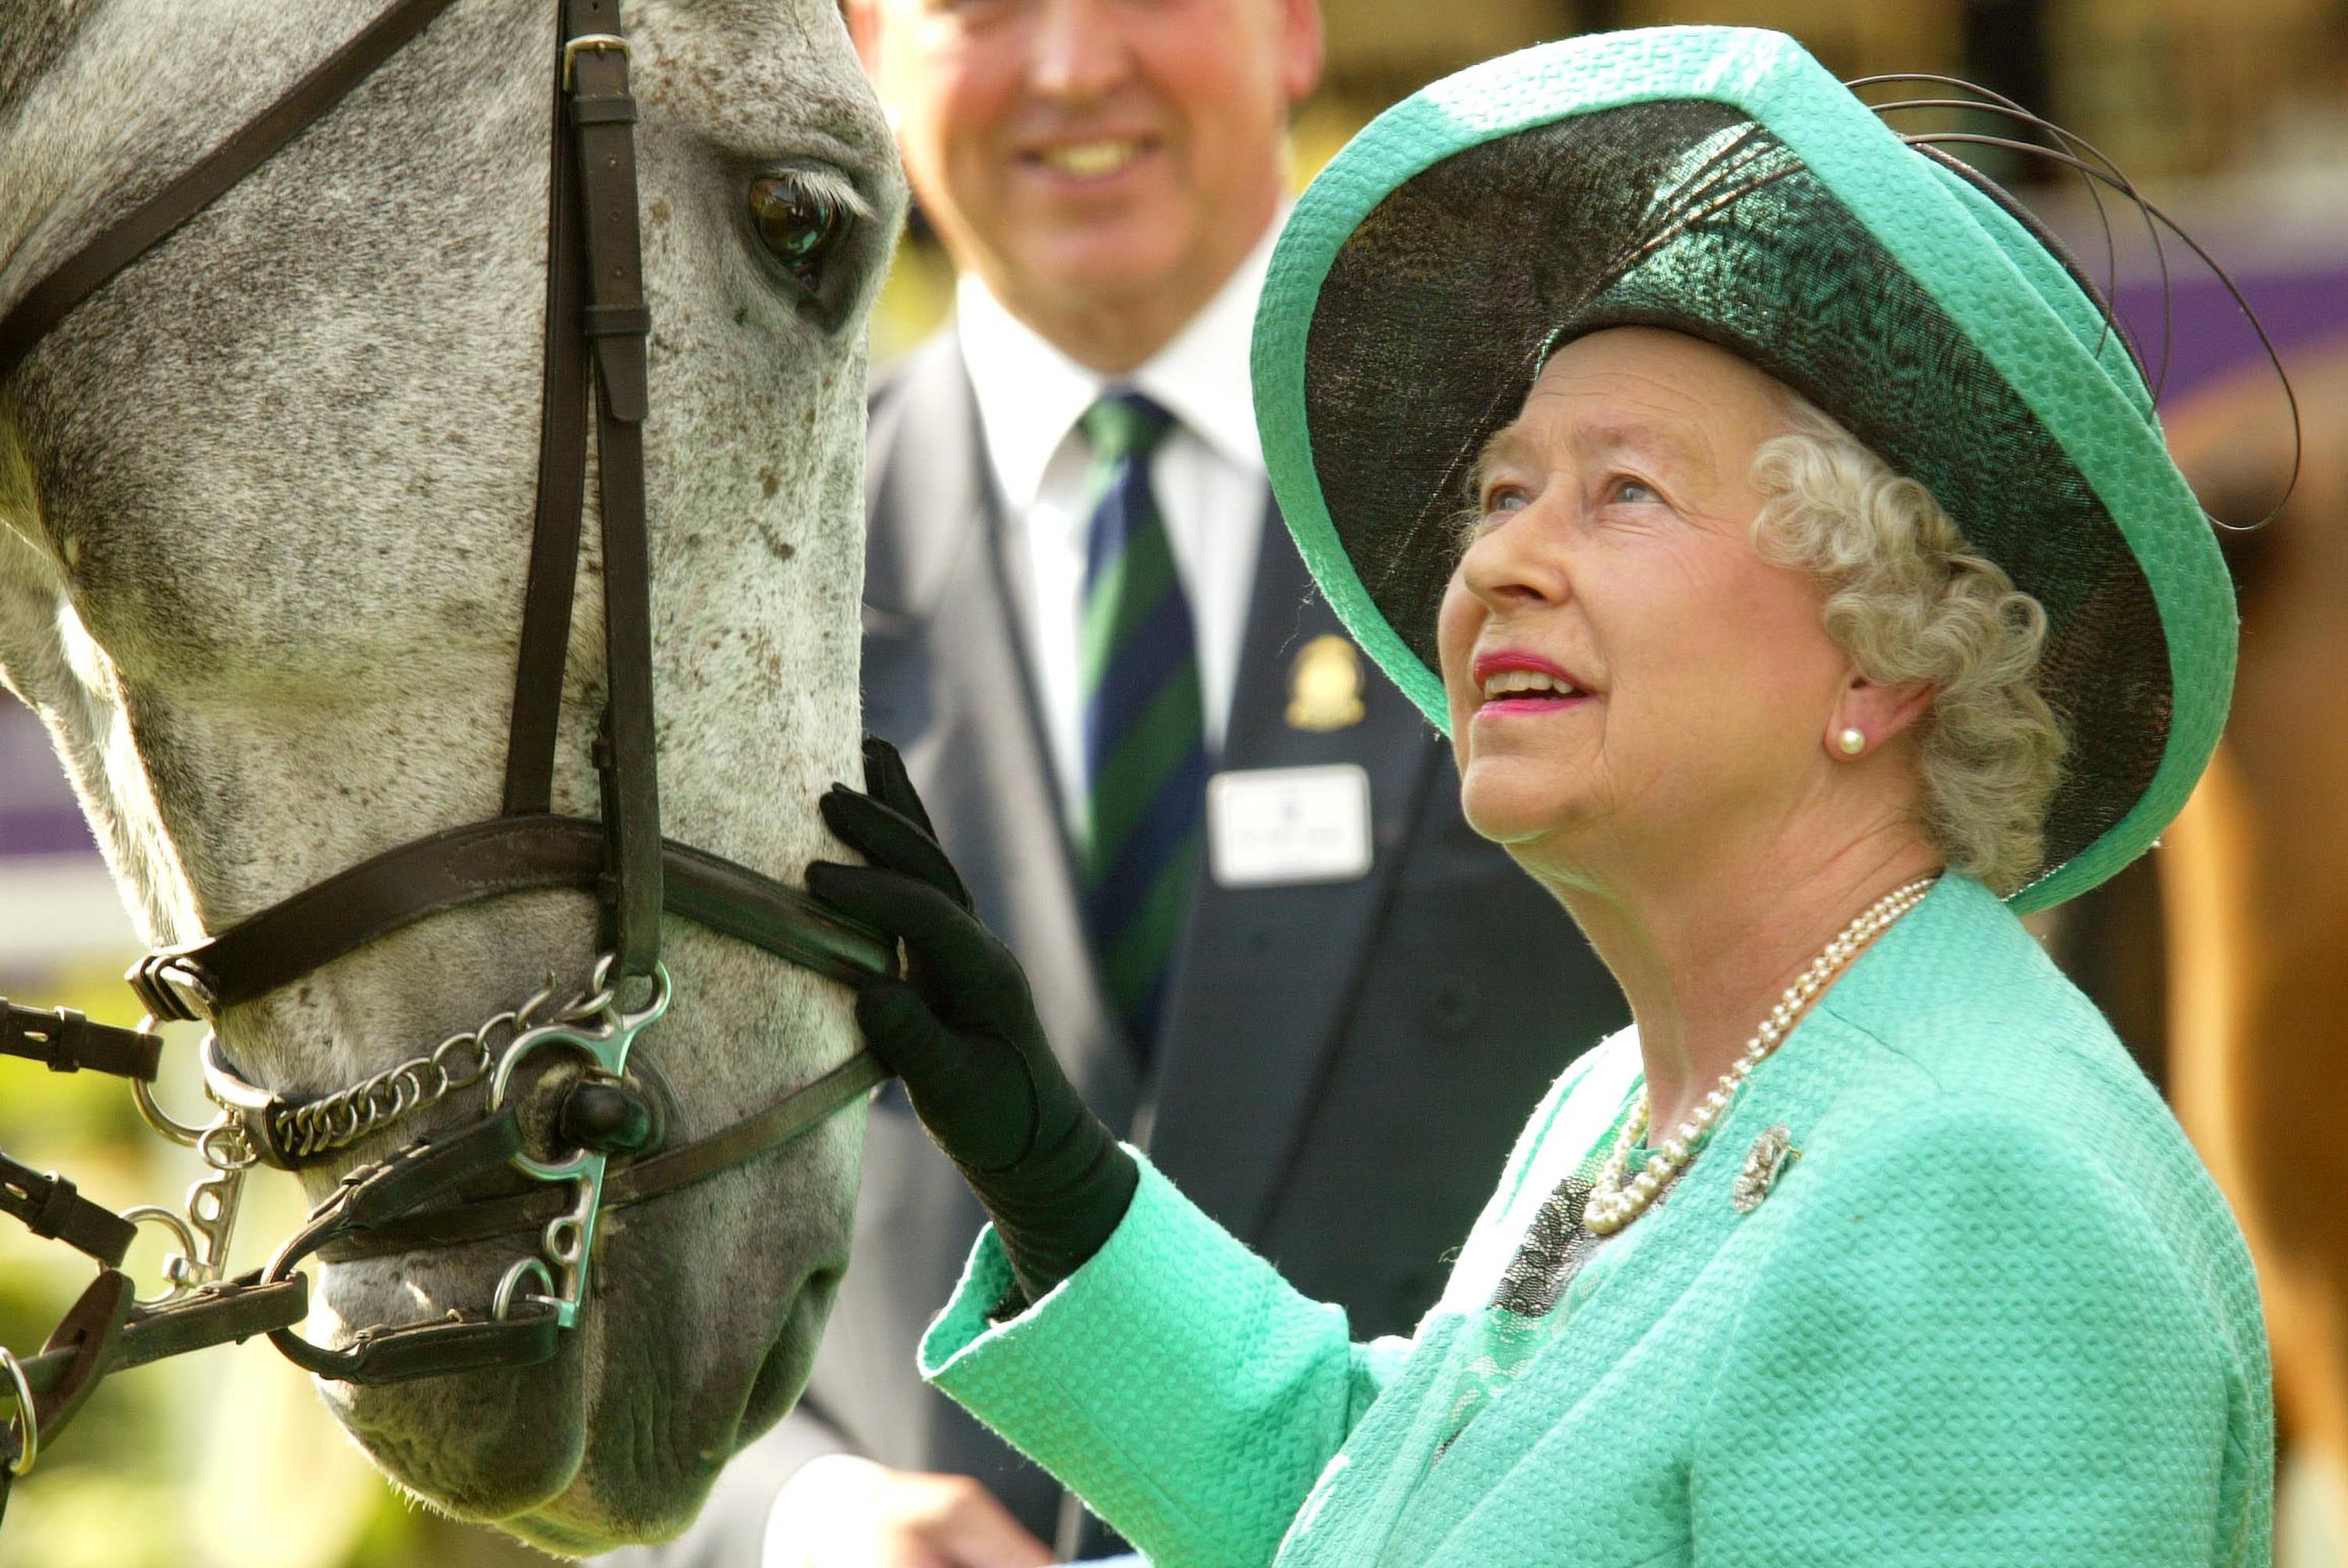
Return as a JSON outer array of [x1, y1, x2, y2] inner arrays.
[[1750, 397, 2067, 895]]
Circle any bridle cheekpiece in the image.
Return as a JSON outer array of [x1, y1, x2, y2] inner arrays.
[[0, 0, 894, 1501]]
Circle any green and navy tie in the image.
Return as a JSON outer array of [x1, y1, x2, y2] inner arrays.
[[1078, 391, 1205, 1060]]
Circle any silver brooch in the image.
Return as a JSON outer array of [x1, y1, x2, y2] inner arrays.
[[1730, 1124, 1799, 1214]]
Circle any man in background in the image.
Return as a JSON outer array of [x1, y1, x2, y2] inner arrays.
[[618, 0, 1625, 1561]]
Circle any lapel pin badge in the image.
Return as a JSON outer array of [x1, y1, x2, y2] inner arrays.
[[1731, 1124, 1799, 1215], [1287, 634, 1366, 732]]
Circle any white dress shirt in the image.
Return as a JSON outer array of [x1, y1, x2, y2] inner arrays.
[[955, 220, 1278, 836]]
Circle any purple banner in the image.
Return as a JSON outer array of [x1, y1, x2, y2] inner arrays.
[[2117, 266, 2348, 406], [1, 700, 96, 859]]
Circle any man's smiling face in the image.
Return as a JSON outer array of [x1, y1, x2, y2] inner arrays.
[[850, 0, 1322, 369]]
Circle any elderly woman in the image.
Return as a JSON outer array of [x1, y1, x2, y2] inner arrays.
[[806, 27, 2270, 1567]]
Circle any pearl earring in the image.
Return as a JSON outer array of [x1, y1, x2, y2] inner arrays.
[[1837, 728, 1866, 757]]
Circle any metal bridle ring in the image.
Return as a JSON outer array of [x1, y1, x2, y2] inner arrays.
[[120, 1206, 200, 1307], [133, 1073, 214, 1148], [494, 1257, 556, 1322], [584, 953, 669, 1021], [196, 1118, 261, 1172], [1, 1346, 38, 1476]]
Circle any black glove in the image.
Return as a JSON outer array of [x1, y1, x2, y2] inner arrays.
[[807, 737, 1138, 1304]]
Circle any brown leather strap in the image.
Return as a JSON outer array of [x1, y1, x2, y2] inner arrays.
[[1, 1270, 131, 1476], [0, 1002, 160, 1081], [128, 815, 893, 1017], [320, 1049, 889, 1261], [262, 1110, 563, 1382], [600, 1049, 888, 1207], [275, 1300, 561, 1384], [502, 12, 595, 818], [0, 0, 463, 379], [0, 1155, 137, 1268], [661, 842, 897, 987], [131, 815, 608, 1019], [16, 1278, 308, 1401], [566, 1, 663, 980]]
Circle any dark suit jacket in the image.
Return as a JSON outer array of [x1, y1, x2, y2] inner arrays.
[[621, 333, 1626, 1566]]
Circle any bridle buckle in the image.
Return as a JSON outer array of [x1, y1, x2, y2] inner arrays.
[[562, 33, 630, 88], [124, 952, 217, 1025]]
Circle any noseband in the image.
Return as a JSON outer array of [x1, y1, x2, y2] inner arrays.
[[0, 0, 892, 1476]]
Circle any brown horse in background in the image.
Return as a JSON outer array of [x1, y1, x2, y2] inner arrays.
[[2112, 333, 2348, 1551]]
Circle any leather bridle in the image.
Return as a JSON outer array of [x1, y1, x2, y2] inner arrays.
[[0, 0, 893, 1473]]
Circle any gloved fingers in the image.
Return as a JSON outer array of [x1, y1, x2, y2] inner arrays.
[[806, 861, 1022, 1009], [851, 979, 951, 1077], [853, 983, 1039, 1172], [862, 735, 943, 842], [819, 786, 972, 912]]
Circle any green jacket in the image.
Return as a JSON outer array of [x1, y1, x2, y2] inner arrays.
[[920, 876, 2272, 1566]]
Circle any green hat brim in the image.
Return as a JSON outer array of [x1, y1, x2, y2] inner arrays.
[[1251, 26, 2235, 913]]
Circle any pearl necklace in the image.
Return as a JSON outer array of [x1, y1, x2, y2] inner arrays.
[[1583, 876, 1938, 1235]]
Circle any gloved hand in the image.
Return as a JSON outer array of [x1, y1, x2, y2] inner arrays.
[[808, 737, 1138, 1305]]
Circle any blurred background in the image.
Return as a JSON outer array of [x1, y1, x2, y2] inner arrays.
[[4, 0, 2343, 1563]]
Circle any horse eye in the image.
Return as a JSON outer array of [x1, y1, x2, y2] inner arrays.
[[748, 175, 848, 293]]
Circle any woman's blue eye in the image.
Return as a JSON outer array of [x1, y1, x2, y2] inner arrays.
[[1486, 487, 1529, 514], [1613, 477, 1658, 505]]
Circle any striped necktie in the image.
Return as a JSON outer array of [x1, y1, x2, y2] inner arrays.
[[1078, 390, 1205, 1060]]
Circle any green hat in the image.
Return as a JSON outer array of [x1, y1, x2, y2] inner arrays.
[[1251, 26, 2234, 913]]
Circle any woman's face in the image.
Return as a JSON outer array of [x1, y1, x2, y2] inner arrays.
[[1438, 328, 1853, 877]]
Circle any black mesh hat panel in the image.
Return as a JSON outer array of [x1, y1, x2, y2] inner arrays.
[[1300, 101, 2166, 877]]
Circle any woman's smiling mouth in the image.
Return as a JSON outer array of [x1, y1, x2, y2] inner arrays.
[[1471, 652, 1596, 717]]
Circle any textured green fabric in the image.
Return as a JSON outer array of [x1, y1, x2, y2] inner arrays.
[[921, 876, 2272, 1566], [1247, 27, 2238, 913]]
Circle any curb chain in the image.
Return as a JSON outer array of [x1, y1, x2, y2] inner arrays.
[[265, 973, 607, 1163]]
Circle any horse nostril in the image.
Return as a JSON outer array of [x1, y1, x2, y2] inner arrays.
[[560, 1081, 657, 1154]]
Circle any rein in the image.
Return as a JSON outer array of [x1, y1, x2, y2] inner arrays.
[[0, 0, 894, 1511]]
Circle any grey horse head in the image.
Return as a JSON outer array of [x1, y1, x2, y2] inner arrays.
[[0, 0, 905, 1548]]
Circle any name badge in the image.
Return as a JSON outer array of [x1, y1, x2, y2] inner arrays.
[[1206, 764, 1373, 888]]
